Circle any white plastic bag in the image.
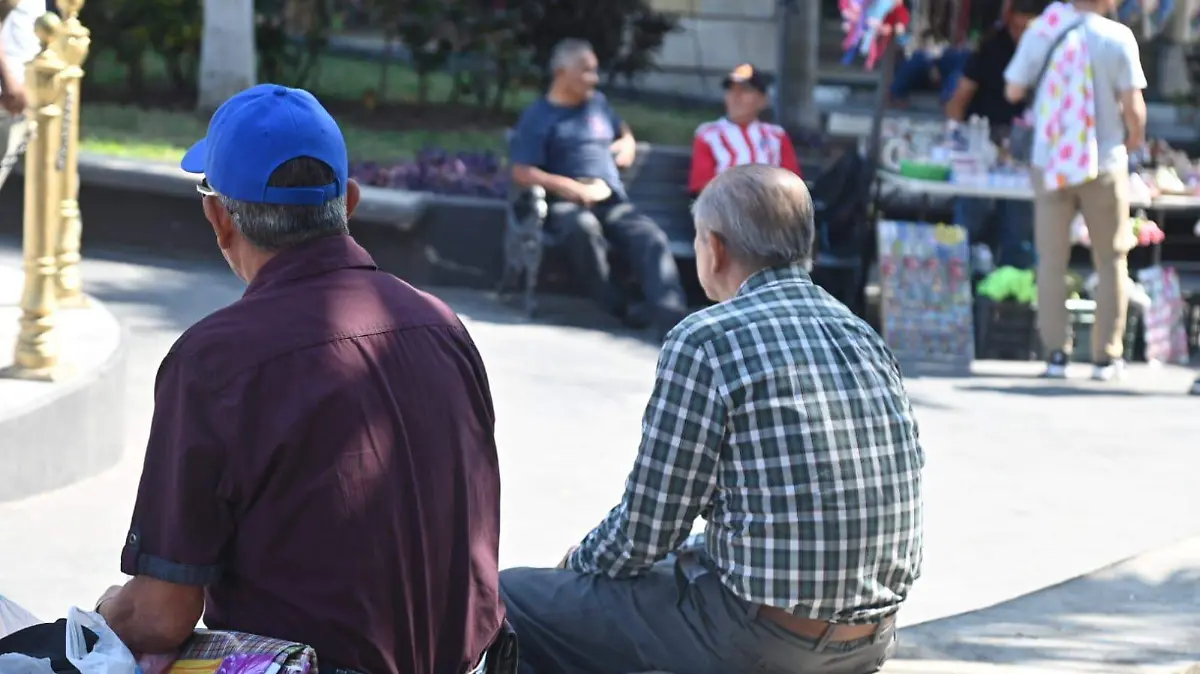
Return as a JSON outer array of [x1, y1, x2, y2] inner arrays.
[[0, 594, 41, 639], [64, 607, 138, 674], [0, 653, 56, 673]]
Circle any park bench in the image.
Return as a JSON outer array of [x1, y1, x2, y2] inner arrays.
[[496, 142, 695, 316], [496, 139, 832, 316]]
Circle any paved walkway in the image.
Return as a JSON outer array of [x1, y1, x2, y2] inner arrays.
[[0, 241, 1195, 672]]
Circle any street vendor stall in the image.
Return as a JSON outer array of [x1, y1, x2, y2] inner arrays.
[[839, 0, 1200, 370]]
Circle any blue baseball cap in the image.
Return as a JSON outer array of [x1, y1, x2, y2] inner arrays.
[[181, 84, 348, 206]]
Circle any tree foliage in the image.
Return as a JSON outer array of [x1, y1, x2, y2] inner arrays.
[[83, 0, 677, 108], [81, 0, 201, 98], [500, 0, 679, 86]]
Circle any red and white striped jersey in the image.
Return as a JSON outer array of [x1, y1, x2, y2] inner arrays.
[[688, 118, 801, 194]]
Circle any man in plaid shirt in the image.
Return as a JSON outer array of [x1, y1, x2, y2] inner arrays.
[[501, 165, 924, 674]]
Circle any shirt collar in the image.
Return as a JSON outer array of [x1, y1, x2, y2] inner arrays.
[[735, 264, 811, 297], [723, 117, 759, 130], [244, 234, 378, 297]]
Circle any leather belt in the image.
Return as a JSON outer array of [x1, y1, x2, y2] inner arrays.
[[758, 607, 895, 643]]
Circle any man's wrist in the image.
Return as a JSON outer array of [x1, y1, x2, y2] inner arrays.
[[95, 597, 112, 615]]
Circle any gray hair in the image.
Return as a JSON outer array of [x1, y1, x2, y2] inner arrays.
[[691, 164, 814, 269], [549, 38, 594, 72], [217, 157, 349, 251]]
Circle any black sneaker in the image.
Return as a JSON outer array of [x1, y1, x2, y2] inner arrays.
[[1189, 377, 1200, 396], [1042, 350, 1068, 379]]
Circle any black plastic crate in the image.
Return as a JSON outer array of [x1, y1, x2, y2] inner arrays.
[[975, 299, 1039, 361], [975, 299, 1143, 362]]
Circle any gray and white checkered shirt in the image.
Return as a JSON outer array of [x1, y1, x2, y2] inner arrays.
[[570, 265, 924, 623]]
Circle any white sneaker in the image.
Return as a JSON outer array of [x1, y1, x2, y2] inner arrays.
[[1091, 359, 1125, 382]]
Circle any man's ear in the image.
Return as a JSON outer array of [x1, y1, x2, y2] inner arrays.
[[202, 196, 236, 251], [706, 231, 729, 274], [345, 179, 361, 220]]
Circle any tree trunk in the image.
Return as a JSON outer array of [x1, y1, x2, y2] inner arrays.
[[197, 0, 257, 113]]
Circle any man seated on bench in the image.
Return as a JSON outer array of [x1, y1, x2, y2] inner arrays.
[[509, 38, 688, 340], [688, 64, 802, 196]]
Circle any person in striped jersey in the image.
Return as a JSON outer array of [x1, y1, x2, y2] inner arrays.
[[687, 64, 802, 196]]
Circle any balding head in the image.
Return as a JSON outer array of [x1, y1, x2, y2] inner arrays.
[[691, 165, 814, 301], [694, 164, 814, 265]]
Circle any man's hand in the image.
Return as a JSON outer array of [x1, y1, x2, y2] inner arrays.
[[556, 545, 579, 569], [611, 136, 636, 169], [562, 179, 611, 207], [0, 82, 27, 116]]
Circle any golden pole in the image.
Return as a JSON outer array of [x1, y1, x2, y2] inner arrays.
[[53, 0, 89, 307], [5, 14, 67, 381]]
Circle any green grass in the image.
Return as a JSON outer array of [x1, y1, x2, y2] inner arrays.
[[79, 103, 508, 163], [79, 51, 715, 163]]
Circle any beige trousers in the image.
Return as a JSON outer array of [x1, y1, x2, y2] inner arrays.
[[1032, 167, 1134, 361]]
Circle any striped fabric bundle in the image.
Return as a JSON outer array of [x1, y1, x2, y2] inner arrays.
[[137, 630, 318, 674]]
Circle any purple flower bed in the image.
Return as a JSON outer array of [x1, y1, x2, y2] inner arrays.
[[351, 149, 508, 199]]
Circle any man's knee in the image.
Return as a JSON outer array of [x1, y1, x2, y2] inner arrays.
[[549, 204, 605, 242], [615, 211, 672, 252]]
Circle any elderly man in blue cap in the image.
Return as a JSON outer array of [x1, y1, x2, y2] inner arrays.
[[93, 84, 507, 674]]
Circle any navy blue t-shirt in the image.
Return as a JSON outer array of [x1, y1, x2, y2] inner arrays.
[[509, 92, 626, 198]]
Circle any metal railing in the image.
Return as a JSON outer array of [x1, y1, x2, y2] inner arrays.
[[6, 0, 89, 381]]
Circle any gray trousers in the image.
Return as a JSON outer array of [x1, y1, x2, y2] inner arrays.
[[499, 552, 896, 674]]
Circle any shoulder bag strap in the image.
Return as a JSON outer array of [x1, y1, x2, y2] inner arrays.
[[1028, 18, 1087, 109]]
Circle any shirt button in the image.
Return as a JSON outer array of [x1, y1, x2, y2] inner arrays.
[[126, 532, 138, 545]]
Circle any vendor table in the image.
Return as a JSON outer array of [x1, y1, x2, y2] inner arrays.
[[876, 172, 1200, 270], [878, 170, 1200, 212]]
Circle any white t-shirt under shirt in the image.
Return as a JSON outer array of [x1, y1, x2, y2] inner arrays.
[[1004, 11, 1147, 174], [1, 0, 47, 90]]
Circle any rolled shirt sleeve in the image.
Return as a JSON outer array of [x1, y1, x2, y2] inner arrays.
[[569, 333, 725, 577], [121, 348, 234, 586]]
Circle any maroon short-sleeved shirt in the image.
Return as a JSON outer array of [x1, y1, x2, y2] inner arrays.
[[121, 235, 503, 674]]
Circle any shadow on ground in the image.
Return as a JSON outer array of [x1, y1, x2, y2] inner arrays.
[[957, 383, 1164, 398], [35, 243, 665, 352], [896, 551, 1200, 672]]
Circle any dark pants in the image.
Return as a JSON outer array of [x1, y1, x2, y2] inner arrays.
[[956, 197, 1036, 270], [890, 48, 971, 102], [546, 198, 687, 327], [499, 552, 897, 674]]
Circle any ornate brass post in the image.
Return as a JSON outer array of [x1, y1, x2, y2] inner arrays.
[[53, 0, 89, 307], [6, 14, 67, 381]]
